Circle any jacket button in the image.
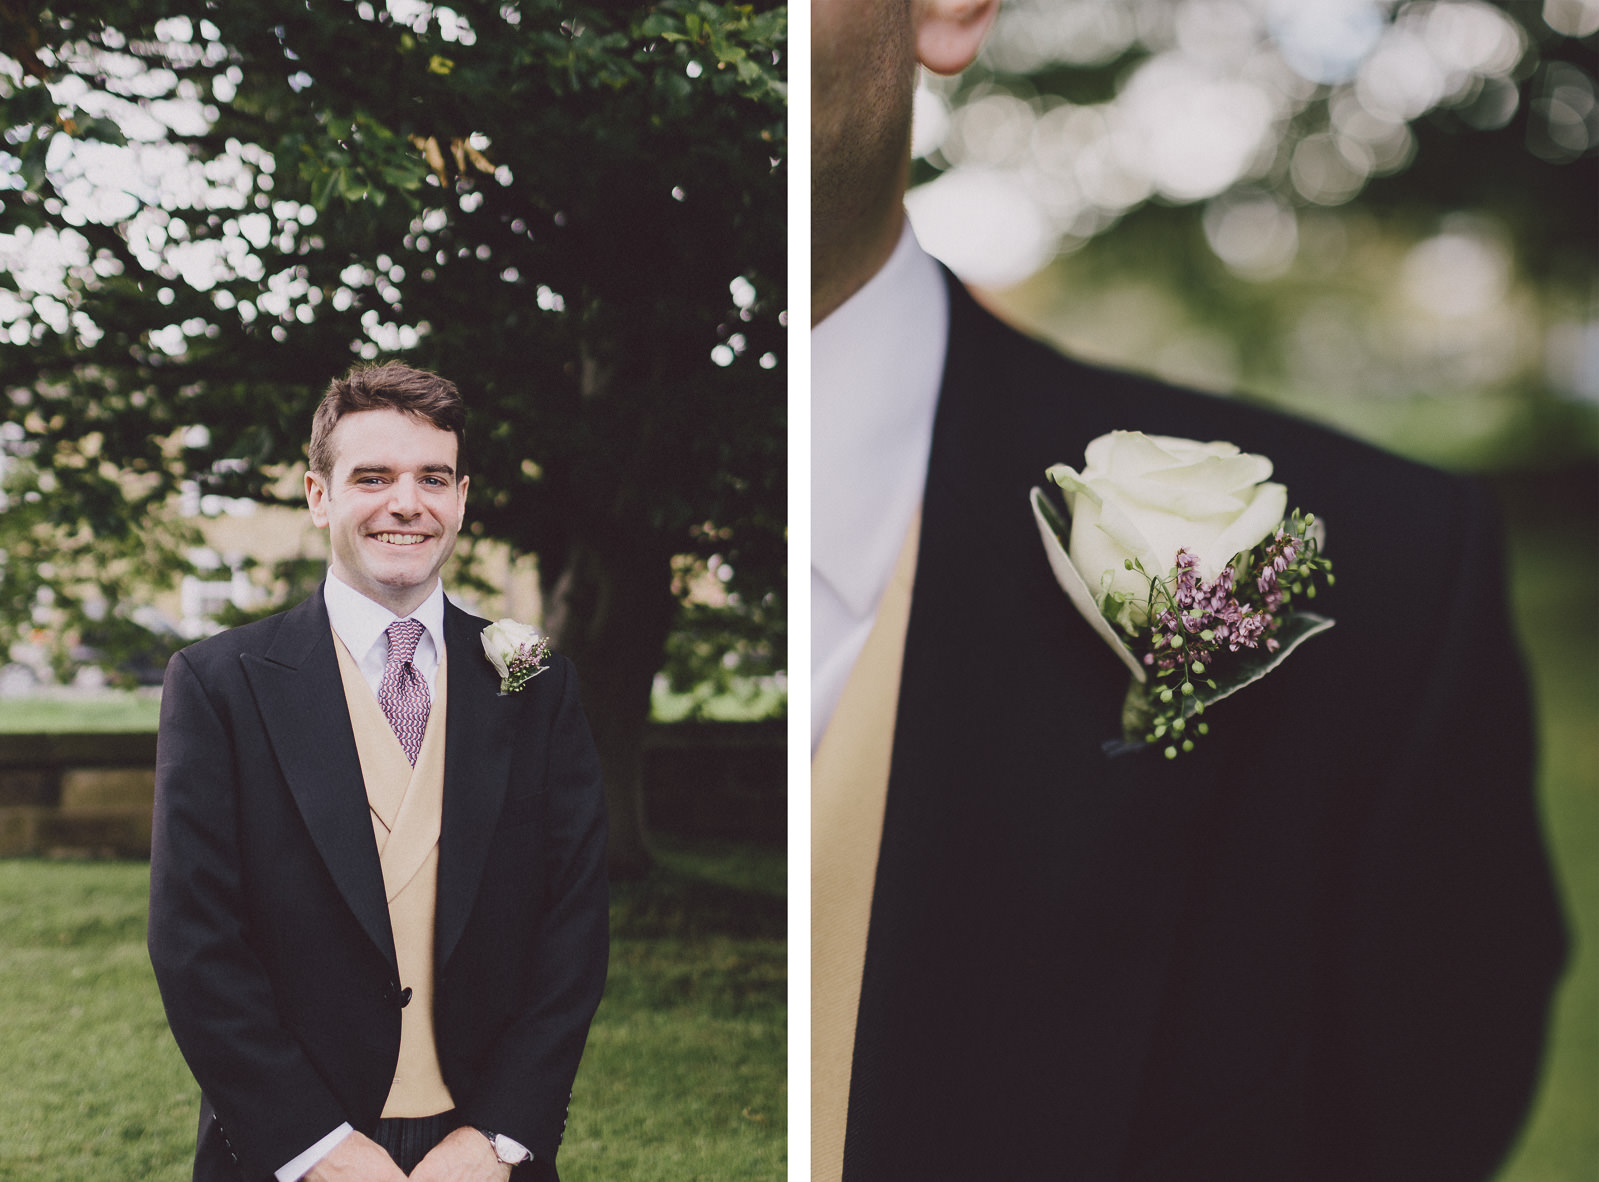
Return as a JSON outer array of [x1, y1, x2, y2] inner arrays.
[[383, 981, 413, 1007]]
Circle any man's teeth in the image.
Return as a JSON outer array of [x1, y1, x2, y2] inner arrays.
[[373, 533, 426, 546]]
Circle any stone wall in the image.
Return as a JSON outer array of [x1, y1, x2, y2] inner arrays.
[[0, 733, 157, 858], [0, 721, 784, 858]]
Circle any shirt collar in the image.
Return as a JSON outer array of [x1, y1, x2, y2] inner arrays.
[[812, 218, 949, 615], [323, 573, 447, 665]]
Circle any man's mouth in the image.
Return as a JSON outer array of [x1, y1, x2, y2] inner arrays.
[[371, 532, 429, 546]]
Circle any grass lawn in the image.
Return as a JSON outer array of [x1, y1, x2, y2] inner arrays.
[[0, 694, 163, 733], [0, 836, 785, 1182]]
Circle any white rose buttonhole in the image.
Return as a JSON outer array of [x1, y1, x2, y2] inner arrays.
[[1031, 431, 1335, 758]]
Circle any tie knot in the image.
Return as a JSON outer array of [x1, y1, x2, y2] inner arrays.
[[386, 618, 425, 667]]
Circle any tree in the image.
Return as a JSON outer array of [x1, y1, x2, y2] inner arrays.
[[0, 0, 787, 876]]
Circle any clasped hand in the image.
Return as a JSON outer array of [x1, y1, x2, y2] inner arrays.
[[305, 1126, 512, 1181]]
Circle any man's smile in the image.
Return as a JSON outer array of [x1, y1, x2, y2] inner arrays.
[[371, 532, 430, 546]]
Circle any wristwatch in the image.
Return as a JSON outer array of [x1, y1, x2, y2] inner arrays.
[[478, 1129, 533, 1165]]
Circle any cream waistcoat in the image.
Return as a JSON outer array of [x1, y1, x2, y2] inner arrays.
[[333, 632, 454, 1118]]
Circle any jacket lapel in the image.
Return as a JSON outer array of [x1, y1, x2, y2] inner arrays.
[[843, 275, 1227, 1177], [434, 602, 515, 971], [241, 587, 397, 972]]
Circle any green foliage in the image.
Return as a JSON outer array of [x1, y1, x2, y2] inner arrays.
[[207, 556, 327, 629], [0, 1, 786, 690], [926, 0, 1595, 282], [658, 575, 785, 720], [0, 442, 195, 684]]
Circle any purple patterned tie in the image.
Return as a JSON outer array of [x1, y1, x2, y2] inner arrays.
[[378, 618, 430, 765]]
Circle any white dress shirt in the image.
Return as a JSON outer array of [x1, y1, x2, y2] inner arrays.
[[275, 574, 447, 1181], [323, 573, 447, 698], [812, 219, 950, 751]]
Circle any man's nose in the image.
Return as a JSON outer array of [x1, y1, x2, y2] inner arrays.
[[387, 476, 422, 515]]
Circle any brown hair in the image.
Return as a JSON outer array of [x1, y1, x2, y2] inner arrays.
[[308, 362, 467, 478]]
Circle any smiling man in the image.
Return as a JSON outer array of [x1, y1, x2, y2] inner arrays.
[[149, 363, 608, 1182]]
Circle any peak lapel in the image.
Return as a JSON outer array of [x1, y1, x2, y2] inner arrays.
[[434, 603, 514, 970], [241, 587, 396, 972]]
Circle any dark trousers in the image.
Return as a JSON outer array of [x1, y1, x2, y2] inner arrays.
[[373, 1109, 461, 1173]]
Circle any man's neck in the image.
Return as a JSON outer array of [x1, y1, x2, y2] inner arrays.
[[812, 176, 909, 325]]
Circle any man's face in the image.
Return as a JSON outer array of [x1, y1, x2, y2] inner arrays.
[[305, 408, 468, 616]]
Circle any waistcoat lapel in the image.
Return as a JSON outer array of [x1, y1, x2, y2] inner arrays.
[[812, 511, 920, 1182]]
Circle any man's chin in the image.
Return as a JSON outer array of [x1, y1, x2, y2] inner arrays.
[[335, 564, 440, 611]]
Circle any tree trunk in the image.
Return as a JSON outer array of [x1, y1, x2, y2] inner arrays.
[[542, 537, 676, 880]]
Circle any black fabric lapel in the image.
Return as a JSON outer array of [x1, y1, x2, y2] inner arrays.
[[434, 602, 514, 971], [241, 586, 396, 972], [842, 274, 1232, 1179]]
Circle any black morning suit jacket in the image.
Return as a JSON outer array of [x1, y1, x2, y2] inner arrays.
[[148, 587, 608, 1182], [840, 274, 1567, 1181]]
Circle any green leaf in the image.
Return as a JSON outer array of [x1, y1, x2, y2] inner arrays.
[[1182, 612, 1335, 718], [76, 116, 128, 146]]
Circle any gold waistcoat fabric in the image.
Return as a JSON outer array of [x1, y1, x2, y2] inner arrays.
[[811, 511, 920, 1182], [333, 633, 454, 1119]]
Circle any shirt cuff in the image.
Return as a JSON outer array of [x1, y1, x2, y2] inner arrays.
[[277, 1123, 354, 1182]]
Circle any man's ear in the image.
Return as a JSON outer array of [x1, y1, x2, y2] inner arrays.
[[305, 470, 330, 528], [915, 0, 1000, 76]]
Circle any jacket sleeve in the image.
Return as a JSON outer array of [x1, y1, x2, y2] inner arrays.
[[148, 648, 349, 1179], [452, 655, 610, 1164], [1332, 480, 1567, 1179]]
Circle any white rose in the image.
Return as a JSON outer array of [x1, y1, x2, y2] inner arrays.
[[481, 618, 543, 678], [1047, 431, 1287, 625]]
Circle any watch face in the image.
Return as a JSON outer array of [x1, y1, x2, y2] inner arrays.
[[492, 1133, 531, 1164]]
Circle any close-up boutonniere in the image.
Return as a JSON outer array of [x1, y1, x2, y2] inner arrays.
[[1031, 431, 1335, 758], [481, 618, 551, 695]]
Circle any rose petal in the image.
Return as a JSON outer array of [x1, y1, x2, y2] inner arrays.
[[1045, 462, 1098, 519], [1146, 451, 1274, 496], [1104, 473, 1251, 520], [1032, 488, 1146, 682], [1206, 481, 1288, 575]]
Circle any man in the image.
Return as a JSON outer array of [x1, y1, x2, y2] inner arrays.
[[812, 3, 1566, 1180], [150, 363, 607, 1181]]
